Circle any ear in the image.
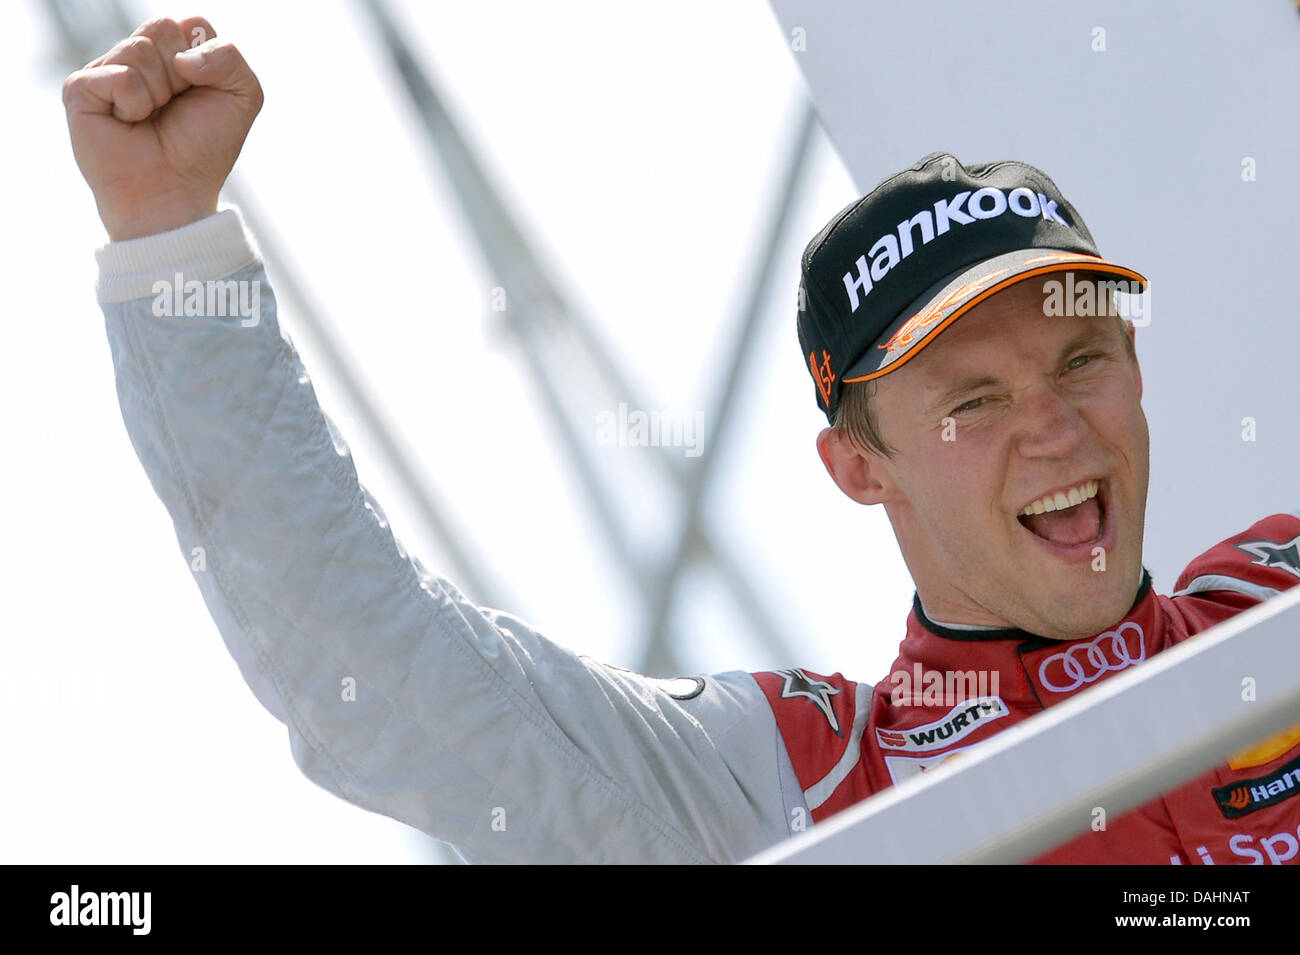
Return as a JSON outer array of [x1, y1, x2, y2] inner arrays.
[[816, 427, 893, 506]]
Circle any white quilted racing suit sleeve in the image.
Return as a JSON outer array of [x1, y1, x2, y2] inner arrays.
[[94, 207, 802, 864]]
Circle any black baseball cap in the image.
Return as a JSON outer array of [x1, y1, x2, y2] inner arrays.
[[797, 152, 1147, 424]]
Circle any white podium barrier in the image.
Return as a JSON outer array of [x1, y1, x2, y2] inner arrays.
[[748, 585, 1300, 864]]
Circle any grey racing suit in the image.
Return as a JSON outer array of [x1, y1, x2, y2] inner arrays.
[[95, 207, 806, 864]]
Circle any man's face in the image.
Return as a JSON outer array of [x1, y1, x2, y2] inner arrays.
[[828, 276, 1150, 641]]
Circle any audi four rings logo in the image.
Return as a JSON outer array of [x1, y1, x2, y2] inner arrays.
[[1036, 622, 1146, 692]]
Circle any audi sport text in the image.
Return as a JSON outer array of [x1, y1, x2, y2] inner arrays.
[[1170, 824, 1300, 865]]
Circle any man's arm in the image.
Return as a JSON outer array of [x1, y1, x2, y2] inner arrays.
[[72, 17, 803, 863]]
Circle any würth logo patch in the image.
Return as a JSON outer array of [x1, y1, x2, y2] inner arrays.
[[875, 696, 1007, 752]]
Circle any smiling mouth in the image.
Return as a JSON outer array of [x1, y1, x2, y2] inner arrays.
[[1017, 480, 1107, 547]]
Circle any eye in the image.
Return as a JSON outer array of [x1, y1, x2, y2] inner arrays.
[[951, 396, 987, 415], [1066, 352, 1100, 371]]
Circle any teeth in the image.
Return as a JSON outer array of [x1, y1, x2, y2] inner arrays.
[[1020, 479, 1098, 517]]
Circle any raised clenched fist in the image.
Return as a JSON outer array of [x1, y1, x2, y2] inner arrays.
[[62, 17, 263, 241]]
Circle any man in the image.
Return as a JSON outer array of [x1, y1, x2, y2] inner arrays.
[[65, 17, 1300, 864], [781, 153, 1300, 864]]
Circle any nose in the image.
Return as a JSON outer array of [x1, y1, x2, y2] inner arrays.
[[1014, 383, 1087, 461]]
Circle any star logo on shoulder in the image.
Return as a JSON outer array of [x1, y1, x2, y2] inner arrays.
[[1234, 534, 1300, 578], [775, 667, 843, 735]]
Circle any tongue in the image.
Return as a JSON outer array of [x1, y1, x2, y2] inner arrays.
[[1022, 497, 1101, 546]]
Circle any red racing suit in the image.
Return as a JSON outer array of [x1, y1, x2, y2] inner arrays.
[[754, 512, 1300, 864]]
